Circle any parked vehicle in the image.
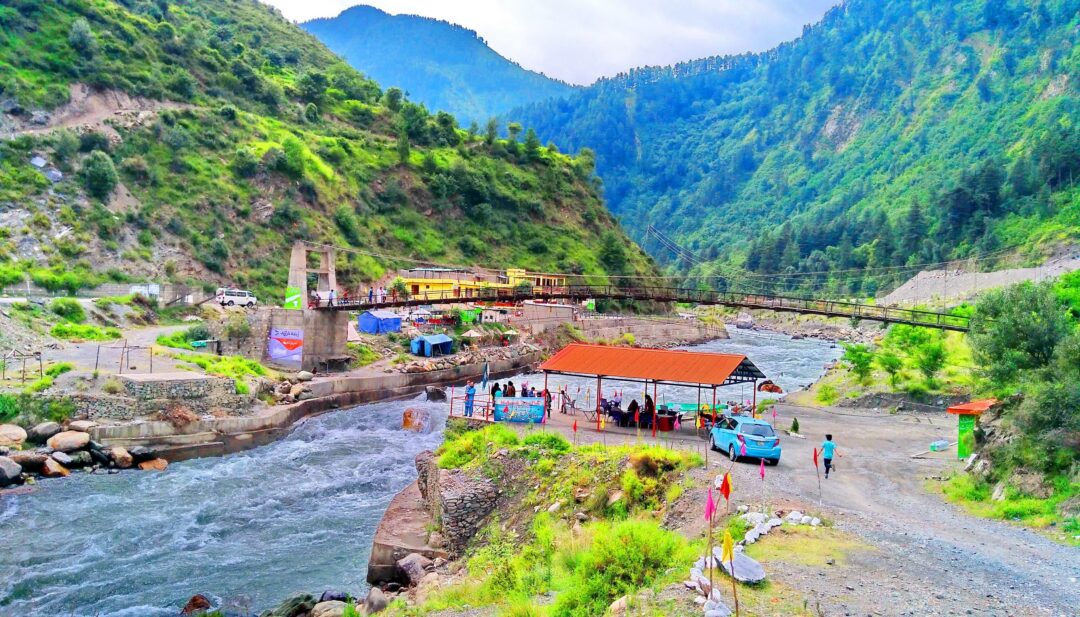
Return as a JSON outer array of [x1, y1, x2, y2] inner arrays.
[[216, 288, 257, 307], [710, 415, 781, 465]]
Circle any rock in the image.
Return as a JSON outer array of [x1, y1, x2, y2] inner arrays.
[[397, 552, 433, 586], [784, 510, 804, 523], [740, 512, 767, 526], [425, 386, 447, 401], [30, 110, 50, 125], [800, 515, 813, 525], [8, 451, 48, 471], [766, 517, 784, 529], [45, 168, 63, 183], [289, 383, 306, 397], [608, 595, 629, 616], [68, 420, 99, 433], [46, 431, 90, 452], [714, 547, 767, 584], [364, 587, 388, 614], [110, 447, 133, 469], [89, 448, 110, 466], [180, 594, 213, 616], [548, 500, 564, 513], [0, 424, 27, 447], [736, 504, 749, 513], [264, 593, 315, 617], [296, 371, 314, 382], [297, 391, 315, 401], [606, 491, 624, 507], [138, 458, 169, 472], [810, 517, 821, 527], [319, 591, 349, 603], [0, 456, 22, 486], [704, 598, 733, 617], [128, 446, 156, 462], [27, 422, 62, 444], [311, 600, 346, 617], [67, 450, 93, 467], [0, 98, 23, 113], [991, 481, 1007, 502], [402, 408, 433, 434], [41, 458, 70, 478], [1011, 470, 1053, 499]]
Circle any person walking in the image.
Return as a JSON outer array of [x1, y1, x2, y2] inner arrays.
[[821, 433, 839, 478], [327, 288, 335, 307], [464, 381, 476, 418]]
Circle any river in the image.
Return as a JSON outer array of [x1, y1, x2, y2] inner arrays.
[[0, 327, 837, 616]]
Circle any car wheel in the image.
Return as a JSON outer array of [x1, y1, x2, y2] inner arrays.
[[768, 458, 779, 466], [710, 436, 718, 452], [728, 445, 737, 462], [227, 301, 234, 306]]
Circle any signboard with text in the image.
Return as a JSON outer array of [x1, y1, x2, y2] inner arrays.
[[493, 397, 545, 424], [284, 286, 303, 310], [268, 327, 303, 369]]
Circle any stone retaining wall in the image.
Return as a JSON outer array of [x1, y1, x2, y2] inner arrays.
[[120, 374, 236, 400], [414, 444, 498, 557]]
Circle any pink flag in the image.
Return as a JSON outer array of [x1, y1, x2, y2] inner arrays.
[[759, 458, 766, 480], [738, 435, 747, 457], [772, 407, 777, 420], [705, 487, 716, 521]]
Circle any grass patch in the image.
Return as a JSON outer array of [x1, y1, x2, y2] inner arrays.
[[174, 353, 269, 394], [744, 525, 869, 568], [50, 322, 121, 341], [0, 393, 75, 426], [346, 342, 380, 368], [938, 473, 1079, 545], [156, 324, 211, 350]]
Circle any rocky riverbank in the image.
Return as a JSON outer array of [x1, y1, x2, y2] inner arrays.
[[723, 310, 881, 344], [0, 420, 168, 490]]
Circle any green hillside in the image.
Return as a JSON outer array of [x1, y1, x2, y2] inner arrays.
[[0, 0, 652, 301], [303, 5, 577, 127], [509, 0, 1080, 295]]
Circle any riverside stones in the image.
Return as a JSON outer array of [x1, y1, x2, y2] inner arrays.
[[41, 458, 70, 478], [397, 552, 433, 586], [110, 447, 133, 469], [0, 424, 27, 447], [47, 431, 90, 452], [138, 458, 169, 471], [713, 547, 766, 584], [0, 456, 22, 486], [180, 594, 212, 615], [68, 420, 99, 433], [27, 422, 61, 444], [402, 408, 433, 433], [311, 601, 346, 617], [425, 386, 447, 401], [67, 450, 93, 467], [51, 451, 73, 466], [262, 593, 315, 617], [364, 588, 387, 614], [8, 452, 48, 472]]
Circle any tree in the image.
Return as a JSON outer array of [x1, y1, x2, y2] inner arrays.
[[467, 121, 479, 142], [523, 128, 542, 161], [842, 343, 874, 383], [876, 351, 903, 387], [507, 122, 523, 142], [396, 126, 410, 165], [297, 71, 328, 104], [69, 18, 97, 57], [900, 201, 925, 260], [598, 231, 629, 275], [969, 282, 1070, 383], [913, 341, 946, 385], [485, 118, 498, 145], [384, 87, 404, 113], [82, 151, 118, 200]]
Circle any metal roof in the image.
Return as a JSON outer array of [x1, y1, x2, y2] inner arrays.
[[539, 343, 766, 387], [363, 310, 401, 319], [946, 399, 998, 415]]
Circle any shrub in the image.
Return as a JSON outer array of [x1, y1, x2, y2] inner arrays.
[[102, 378, 124, 394], [69, 18, 97, 56], [45, 362, 74, 378], [224, 313, 251, 339], [0, 393, 74, 425], [522, 432, 571, 456], [78, 131, 111, 153], [913, 341, 946, 385], [82, 151, 118, 200], [437, 424, 520, 469], [50, 297, 86, 323], [50, 322, 121, 341], [842, 343, 874, 382], [790, 417, 800, 434]]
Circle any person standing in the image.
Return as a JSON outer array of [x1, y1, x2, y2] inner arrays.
[[506, 381, 516, 397], [821, 434, 839, 478], [491, 382, 502, 399], [464, 381, 476, 418], [327, 288, 335, 307], [368, 287, 374, 303]]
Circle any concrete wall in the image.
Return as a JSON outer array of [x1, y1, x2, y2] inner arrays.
[[262, 309, 350, 372]]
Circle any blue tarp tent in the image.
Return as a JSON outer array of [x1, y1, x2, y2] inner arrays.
[[410, 334, 454, 357], [359, 310, 402, 334]]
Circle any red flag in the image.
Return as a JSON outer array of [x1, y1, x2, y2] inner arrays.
[[719, 472, 731, 501], [572, 420, 578, 433], [813, 447, 819, 468], [705, 487, 716, 521], [759, 458, 766, 480], [634, 408, 639, 424]]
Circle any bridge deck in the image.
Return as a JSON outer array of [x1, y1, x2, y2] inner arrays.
[[314, 286, 969, 331]]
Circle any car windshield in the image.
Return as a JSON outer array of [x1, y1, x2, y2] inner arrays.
[[740, 423, 776, 438]]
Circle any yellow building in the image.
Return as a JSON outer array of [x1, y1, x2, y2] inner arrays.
[[505, 269, 567, 288], [396, 267, 567, 301]]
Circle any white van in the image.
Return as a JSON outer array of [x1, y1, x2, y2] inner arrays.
[[216, 288, 258, 307]]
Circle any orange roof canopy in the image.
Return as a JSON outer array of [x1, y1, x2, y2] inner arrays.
[[947, 399, 998, 415], [539, 343, 766, 387]]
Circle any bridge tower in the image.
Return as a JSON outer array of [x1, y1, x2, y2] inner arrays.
[[287, 241, 337, 309]]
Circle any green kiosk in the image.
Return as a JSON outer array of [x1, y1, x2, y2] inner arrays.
[[946, 399, 997, 459]]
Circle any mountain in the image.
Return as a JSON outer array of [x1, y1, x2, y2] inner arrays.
[[509, 0, 1080, 295], [303, 5, 576, 126], [0, 0, 653, 300]]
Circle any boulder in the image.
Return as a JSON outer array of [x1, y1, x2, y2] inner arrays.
[[310, 600, 346, 617], [783, 510, 804, 524], [608, 595, 629, 616], [41, 458, 70, 478], [364, 588, 387, 615], [425, 386, 447, 401], [89, 448, 110, 466], [110, 447, 133, 469], [263, 593, 315, 617], [138, 458, 169, 472], [8, 451, 48, 472], [740, 512, 767, 527], [27, 422, 62, 444], [51, 452, 73, 466], [402, 408, 433, 434], [397, 552, 433, 586], [67, 450, 93, 467], [180, 594, 212, 616], [0, 424, 27, 447], [289, 383, 306, 397], [128, 446, 156, 462], [0, 456, 22, 486], [296, 371, 314, 382], [713, 547, 767, 584], [319, 591, 349, 603], [46, 431, 90, 452], [68, 420, 99, 433]]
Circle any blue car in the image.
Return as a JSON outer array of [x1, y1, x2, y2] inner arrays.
[[710, 415, 782, 465]]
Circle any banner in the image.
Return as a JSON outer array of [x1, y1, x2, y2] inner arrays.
[[493, 396, 545, 424], [284, 286, 303, 310], [268, 327, 304, 368]]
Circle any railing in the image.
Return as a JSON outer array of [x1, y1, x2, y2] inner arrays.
[[319, 285, 970, 331]]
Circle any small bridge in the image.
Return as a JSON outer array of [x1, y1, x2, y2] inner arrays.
[[320, 285, 970, 332]]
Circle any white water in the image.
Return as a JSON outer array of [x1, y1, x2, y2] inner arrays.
[[0, 328, 836, 616]]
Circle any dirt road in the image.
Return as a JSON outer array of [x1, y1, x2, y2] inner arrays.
[[529, 402, 1079, 616]]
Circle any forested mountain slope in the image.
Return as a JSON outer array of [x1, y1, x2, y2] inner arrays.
[[303, 5, 576, 126], [0, 0, 651, 300], [509, 0, 1080, 295]]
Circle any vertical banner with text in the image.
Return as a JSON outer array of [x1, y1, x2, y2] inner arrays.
[[268, 327, 304, 369]]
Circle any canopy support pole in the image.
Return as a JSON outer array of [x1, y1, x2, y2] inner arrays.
[[652, 381, 658, 439], [752, 379, 758, 417], [596, 375, 602, 432]]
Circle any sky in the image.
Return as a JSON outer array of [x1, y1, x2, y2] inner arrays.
[[263, 0, 839, 84]]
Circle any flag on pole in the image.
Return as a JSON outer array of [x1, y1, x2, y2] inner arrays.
[[480, 361, 489, 392], [813, 447, 819, 468], [759, 458, 766, 480], [718, 472, 731, 502], [572, 419, 578, 433], [600, 415, 606, 430], [721, 529, 734, 564], [705, 487, 716, 521], [738, 435, 747, 457]]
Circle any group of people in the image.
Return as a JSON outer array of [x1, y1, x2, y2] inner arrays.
[[601, 391, 660, 428], [367, 287, 389, 304], [460, 380, 554, 418]]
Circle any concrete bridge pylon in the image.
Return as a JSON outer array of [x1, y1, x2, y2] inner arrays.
[[287, 241, 337, 309]]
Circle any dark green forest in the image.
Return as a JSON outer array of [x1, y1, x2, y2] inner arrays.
[[510, 0, 1080, 296], [303, 5, 576, 127]]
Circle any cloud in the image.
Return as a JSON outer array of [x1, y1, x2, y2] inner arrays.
[[263, 0, 838, 84]]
